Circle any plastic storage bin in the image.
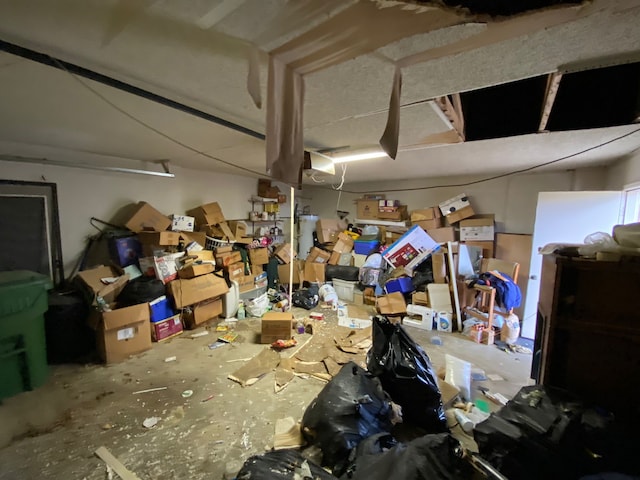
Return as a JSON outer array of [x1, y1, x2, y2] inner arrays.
[[354, 240, 380, 255], [385, 277, 414, 294], [332, 278, 358, 303], [0, 271, 52, 399]]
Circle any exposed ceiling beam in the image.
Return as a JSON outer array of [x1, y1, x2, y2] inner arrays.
[[0, 39, 265, 141], [538, 71, 563, 132], [435, 95, 465, 141]]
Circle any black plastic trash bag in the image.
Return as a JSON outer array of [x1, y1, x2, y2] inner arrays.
[[325, 265, 360, 282], [301, 362, 394, 476], [474, 385, 640, 480], [117, 276, 165, 307], [237, 449, 337, 479], [340, 433, 470, 480], [367, 315, 447, 433], [292, 288, 319, 310]]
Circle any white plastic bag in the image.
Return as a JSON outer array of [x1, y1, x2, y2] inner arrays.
[[500, 313, 520, 344], [245, 293, 269, 317], [445, 354, 472, 401]]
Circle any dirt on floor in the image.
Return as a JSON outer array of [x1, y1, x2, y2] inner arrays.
[[0, 306, 532, 479]]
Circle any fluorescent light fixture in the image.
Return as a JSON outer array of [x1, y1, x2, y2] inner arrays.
[[0, 154, 176, 178], [331, 150, 388, 163]]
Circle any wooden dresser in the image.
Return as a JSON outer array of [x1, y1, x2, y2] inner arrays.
[[532, 254, 640, 421]]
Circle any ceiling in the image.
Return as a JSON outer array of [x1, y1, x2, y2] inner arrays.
[[0, 0, 639, 185]]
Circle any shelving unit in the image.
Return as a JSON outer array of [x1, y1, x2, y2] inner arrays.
[[248, 196, 285, 240]]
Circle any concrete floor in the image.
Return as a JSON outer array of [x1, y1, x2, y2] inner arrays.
[[0, 306, 532, 479]]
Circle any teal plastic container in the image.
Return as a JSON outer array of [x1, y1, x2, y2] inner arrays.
[[0, 271, 52, 399]]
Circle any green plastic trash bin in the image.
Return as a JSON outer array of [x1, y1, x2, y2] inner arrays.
[[0, 270, 53, 400]]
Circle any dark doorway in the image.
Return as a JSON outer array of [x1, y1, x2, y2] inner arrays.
[[0, 180, 64, 286]]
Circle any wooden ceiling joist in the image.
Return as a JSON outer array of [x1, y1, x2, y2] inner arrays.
[[538, 71, 563, 132]]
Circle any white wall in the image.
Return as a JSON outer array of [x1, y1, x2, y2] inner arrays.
[[606, 151, 640, 190], [0, 161, 293, 277], [303, 167, 608, 234]]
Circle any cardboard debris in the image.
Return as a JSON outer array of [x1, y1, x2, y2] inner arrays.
[[327, 349, 352, 365], [275, 367, 295, 393], [323, 357, 342, 377], [294, 342, 330, 363], [334, 327, 372, 354], [274, 417, 305, 450], [293, 361, 331, 382], [228, 348, 281, 387]]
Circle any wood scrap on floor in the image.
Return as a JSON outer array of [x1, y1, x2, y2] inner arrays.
[[95, 446, 141, 480], [274, 417, 305, 450], [228, 348, 280, 387], [292, 361, 332, 382]]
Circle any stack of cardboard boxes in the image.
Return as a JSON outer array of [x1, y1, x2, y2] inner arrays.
[[355, 196, 409, 222]]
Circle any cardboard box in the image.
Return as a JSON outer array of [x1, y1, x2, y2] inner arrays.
[[187, 202, 225, 227], [227, 262, 246, 283], [191, 250, 215, 262], [439, 193, 474, 221], [138, 231, 182, 256], [261, 311, 294, 344], [168, 273, 229, 308], [171, 215, 195, 232], [304, 261, 325, 284], [139, 252, 185, 284], [75, 265, 129, 305], [329, 251, 352, 265], [316, 219, 345, 244], [108, 236, 142, 267], [385, 230, 405, 244], [258, 179, 280, 199], [228, 220, 248, 239], [115, 201, 171, 233], [377, 205, 408, 221], [181, 231, 207, 249], [382, 225, 440, 274], [278, 260, 304, 285], [462, 241, 494, 259], [411, 207, 442, 223], [307, 246, 331, 264], [377, 292, 407, 315], [178, 263, 214, 279], [248, 247, 269, 266], [203, 222, 235, 241], [216, 250, 242, 267], [183, 298, 222, 329], [89, 303, 152, 364], [151, 314, 183, 342], [356, 199, 379, 220], [274, 243, 296, 264], [412, 291, 429, 307], [460, 215, 495, 242], [431, 252, 447, 284], [332, 232, 354, 254], [426, 227, 456, 244]]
